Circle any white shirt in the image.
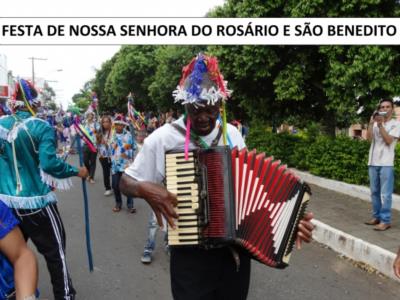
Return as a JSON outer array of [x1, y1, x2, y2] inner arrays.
[[125, 117, 246, 183], [368, 118, 400, 166]]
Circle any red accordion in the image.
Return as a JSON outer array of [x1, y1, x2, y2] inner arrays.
[[166, 146, 311, 268]]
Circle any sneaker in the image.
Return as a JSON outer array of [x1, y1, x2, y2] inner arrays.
[[128, 208, 137, 214], [141, 252, 152, 264], [89, 179, 95, 184], [104, 190, 113, 196]]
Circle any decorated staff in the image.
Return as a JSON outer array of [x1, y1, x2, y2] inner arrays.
[[74, 123, 95, 272], [127, 92, 148, 126], [0, 78, 88, 300], [127, 92, 141, 130], [74, 122, 97, 153]]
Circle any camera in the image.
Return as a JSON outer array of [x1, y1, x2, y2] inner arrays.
[[373, 111, 387, 117]]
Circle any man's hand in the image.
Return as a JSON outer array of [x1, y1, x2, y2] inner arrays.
[[77, 167, 89, 178], [139, 182, 178, 229], [393, 250, 400, 279], [295, 212, 314, 249]]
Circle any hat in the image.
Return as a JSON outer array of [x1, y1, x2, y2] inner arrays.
[[172, 53, 232, 106], [114, 114, 129, 126], [11, 78, 40, 111]]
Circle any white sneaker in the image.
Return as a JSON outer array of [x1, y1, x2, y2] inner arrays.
[[104, 190, 113, 196], [141, 251, 152, 264]]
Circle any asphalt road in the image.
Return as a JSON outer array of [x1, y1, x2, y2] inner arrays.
[[33, 158, 400, 300]]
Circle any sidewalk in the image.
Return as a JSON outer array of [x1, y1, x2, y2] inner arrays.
[[297, 170, 400, 282]]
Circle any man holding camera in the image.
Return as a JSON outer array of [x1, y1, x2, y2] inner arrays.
[[365, 98, 400, 231]]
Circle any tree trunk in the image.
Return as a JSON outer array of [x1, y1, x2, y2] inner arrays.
[[321, 111, 336, 137]]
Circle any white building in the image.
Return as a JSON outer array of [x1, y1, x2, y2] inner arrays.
[[0, 54, 9, 99]]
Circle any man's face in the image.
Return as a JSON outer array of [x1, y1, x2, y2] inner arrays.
[[186, 101, 221, 136], [115, 123, 125, 133], [379, 100, 394, 119]]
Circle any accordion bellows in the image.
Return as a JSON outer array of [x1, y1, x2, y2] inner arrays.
[[165, 146, 311, 269]]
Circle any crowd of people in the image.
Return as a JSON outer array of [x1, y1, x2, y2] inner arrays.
[[4, 52, 400, 300], [0, 54, 310, 300]]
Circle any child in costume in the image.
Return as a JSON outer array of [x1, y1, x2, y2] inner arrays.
[[110, 114, 136, 213]]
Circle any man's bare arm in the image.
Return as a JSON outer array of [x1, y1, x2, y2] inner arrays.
[[120, 173, 178, 228]]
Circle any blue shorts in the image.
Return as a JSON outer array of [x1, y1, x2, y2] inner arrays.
[[0, 200, 19, 240]]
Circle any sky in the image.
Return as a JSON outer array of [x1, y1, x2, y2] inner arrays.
[[0, 0, 226, 107]]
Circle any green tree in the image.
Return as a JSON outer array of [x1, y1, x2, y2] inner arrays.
[[92, 53, 118, 113], [72, 81, 92, 111], [104, 45, 158, 112], [41, 81, 56, 108], [209, 0, 400, 136]]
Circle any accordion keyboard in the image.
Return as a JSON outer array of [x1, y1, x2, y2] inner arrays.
[[166, 152, 202, 245]]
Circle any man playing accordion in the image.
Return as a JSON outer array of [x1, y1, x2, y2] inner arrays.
[[120, 53, 314, 300]]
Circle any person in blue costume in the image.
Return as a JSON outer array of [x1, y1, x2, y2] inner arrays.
[[0, 79, 88, 300], [0, 199, 38, 300]]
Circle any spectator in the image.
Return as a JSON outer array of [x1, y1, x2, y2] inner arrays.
[[365, 98, 400, 231]]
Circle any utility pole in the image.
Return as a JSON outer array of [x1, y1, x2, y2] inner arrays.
[[27, 57, 47, 85]]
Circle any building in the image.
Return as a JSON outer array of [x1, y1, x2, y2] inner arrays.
[[0, 54, 9, 99]]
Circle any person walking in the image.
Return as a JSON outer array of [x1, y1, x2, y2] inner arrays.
[[97, 115, 113, 196], [82, 111, 99, 184], [0, 79, 88, 300], [111, 114, 136, 213]]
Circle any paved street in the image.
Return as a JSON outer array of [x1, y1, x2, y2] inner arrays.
[[33, 157, 400, 299]]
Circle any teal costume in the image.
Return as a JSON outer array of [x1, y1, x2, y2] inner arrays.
[[0, 111, 78, 209]]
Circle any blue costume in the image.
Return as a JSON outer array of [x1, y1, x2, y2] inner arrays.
[[0, 79, 78, 300], [0, 111, 78, 209], [0, 200, 19, 300]]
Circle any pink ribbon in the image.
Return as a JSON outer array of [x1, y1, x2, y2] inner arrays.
[[184, 117, 191, 160]]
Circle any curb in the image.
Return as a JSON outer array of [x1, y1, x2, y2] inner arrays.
[[312, 219, 399, 282], [295, 169, 400, 211]]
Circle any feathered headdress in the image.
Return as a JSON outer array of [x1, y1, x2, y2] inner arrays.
[[172, 53, 232, 106], [114, 113, 129, 126], [11, 78, 40, 115], [173, 54, 233, 160]]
